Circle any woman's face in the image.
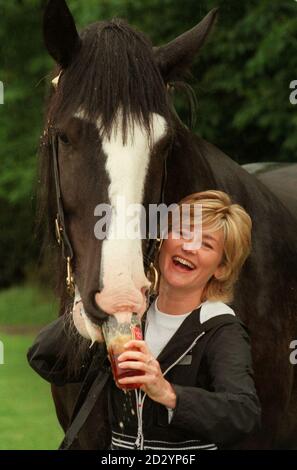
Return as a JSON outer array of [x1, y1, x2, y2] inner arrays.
[[158, 226, 225, 292]]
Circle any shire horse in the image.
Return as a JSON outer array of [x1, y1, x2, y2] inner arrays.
[[250, 163, 297, 221], [39, 0, 297, 449]]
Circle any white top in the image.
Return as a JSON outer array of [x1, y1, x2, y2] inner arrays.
[[145, 297, 235, 359], [145, 297, 201, 358]]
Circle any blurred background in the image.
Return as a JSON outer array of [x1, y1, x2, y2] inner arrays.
[[0, 0, 296, 450]]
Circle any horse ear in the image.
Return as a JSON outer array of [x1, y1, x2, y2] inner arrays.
[[154, 8, 218, 82], [43, 0, 81, 68]]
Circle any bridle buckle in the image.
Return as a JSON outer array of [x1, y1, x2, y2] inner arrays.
[[146, 237, 163, 296], [66, 256, 75, 295], [55, 215, 63, 245], [148, 262, 159, 294]]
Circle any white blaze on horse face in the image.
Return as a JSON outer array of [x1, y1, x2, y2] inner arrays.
[[95, 112, 167, 316]]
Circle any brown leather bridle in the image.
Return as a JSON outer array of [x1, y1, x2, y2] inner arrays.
[[51, 131, 75, 295]]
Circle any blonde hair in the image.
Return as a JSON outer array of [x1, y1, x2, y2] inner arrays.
[[153, 190, 252, 304]]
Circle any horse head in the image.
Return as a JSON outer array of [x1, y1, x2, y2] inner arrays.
[[41, 0, 218, 332]]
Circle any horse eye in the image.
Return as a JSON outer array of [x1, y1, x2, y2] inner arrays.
[[58, 133, 71, 145]]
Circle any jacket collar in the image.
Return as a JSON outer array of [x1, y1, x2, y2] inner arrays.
[[142, 305, 203, 373], [142, 299, 238, 373]]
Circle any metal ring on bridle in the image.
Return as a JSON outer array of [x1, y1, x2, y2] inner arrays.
[[148, 263, 159, 293]]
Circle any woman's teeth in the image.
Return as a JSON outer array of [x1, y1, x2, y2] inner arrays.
[[172, 256, 195, 270]]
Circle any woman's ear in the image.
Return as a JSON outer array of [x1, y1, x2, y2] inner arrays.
[[213, 263, 226, 281]]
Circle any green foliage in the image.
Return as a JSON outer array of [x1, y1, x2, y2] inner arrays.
[[0, 0, 296, 286], [0, 199, 39, 287], [197, 0, 297, 163], [0, 1, 50, 286], [0, 0, 50, 205], [0, 333, 63, 449]]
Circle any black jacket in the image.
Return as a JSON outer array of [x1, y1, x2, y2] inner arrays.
[[27, 304, 261, 450]]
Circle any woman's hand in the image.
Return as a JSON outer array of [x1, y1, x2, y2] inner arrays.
[[117, 340, 177, 409]]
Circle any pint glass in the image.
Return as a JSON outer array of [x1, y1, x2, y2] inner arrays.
[[102, 312, 144, 390]]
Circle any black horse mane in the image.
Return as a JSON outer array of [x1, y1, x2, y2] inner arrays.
[[48, 18, 172, 143]]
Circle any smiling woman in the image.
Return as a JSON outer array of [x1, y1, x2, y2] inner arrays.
[[108, 189, 260, 450]]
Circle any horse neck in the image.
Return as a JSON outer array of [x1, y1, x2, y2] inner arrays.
[[165, 125, 217, 204]]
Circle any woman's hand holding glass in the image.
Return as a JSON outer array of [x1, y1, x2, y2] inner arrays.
[[117, 340, 177, 409]]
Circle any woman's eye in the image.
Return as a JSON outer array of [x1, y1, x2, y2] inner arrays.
[[202, 242, 212, 249], [59, 133, 70, 145]]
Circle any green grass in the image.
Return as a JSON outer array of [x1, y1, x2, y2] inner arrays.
[[0, 284, 58, 325], [0, 284, 64, 448], [0, 333, 63, 450]]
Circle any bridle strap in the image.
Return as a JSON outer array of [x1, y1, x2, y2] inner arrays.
[[143, 147, 168, 269], [51, 133, 74, 261], [50, 132, 75, 295]]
